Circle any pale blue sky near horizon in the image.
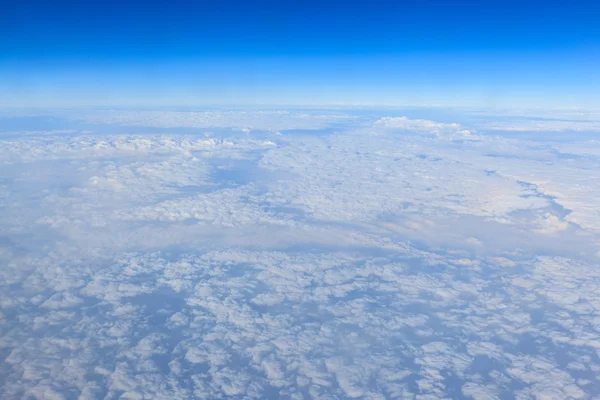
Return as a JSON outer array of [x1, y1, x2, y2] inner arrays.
[[1, 0, 599, 108]]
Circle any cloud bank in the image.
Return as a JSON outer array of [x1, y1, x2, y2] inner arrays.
[[1, 109, 599, 399]]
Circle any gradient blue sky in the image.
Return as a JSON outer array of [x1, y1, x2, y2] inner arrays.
[[1, 0, 599, 107]]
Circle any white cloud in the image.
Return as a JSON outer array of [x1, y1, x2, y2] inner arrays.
[[484, 120, 600, 132], [1, 109, 600, 399], [373, 116, 473, 136]]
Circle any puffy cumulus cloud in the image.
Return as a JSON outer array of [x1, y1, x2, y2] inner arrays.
[[1, 108, 600, 399], [260, 121, 600, 241], [257, 131, 550, 227], [3, 248, 600, 399], [532, 212, 570, 235], [0, 134, 277, 234], [67, 157, 211, 203], [113, 185, 298, 228], [373, 116, 473, 137], [0, 134, 275, 165]]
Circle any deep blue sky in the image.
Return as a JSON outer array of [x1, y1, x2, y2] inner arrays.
[[1, 0, 599, 107]]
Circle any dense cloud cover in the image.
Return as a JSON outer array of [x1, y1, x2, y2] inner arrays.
[[1, 108, 599, 399]]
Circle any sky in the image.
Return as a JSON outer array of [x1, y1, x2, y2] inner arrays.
[[3, 2, 600, 398], [1, 0, 600, 107]]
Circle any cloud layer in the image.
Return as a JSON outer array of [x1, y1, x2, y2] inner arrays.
[[1, 109, 600, 399]]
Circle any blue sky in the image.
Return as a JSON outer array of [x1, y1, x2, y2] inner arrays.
[[1, 0, 599, 107]]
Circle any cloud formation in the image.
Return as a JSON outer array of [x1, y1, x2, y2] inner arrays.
[[1, 109, 599, 399]]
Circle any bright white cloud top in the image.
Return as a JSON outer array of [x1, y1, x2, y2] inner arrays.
[[1, 108, 599, 399]]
